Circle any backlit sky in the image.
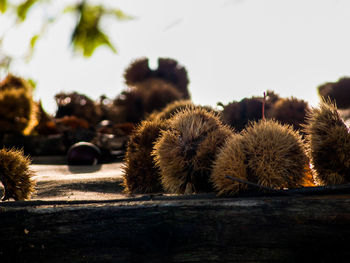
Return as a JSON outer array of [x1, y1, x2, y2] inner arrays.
[[1, 0, 350, 114]]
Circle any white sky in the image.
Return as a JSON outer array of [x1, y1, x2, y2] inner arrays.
[[1, 0, 350, 114]]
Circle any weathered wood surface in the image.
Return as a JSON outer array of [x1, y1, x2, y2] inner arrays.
[[0, 163, 126, 201], [1, 194, 350, 263]]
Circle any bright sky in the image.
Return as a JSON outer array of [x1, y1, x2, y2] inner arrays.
[[1, 0, 350, 114]]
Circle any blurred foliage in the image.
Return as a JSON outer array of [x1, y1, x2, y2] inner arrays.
[[17, 0, 38, 21], [70, 3, 113, 57], [0, 54, 11, 73], [26, 78, 36, 90], [29, 34, 39, 50], [0, 0, 7, 13], [68, 1, 132, 57], [0, 0, 133, 71]]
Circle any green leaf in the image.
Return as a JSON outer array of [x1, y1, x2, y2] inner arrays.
[[72, 24, 117, 57], [27, 78, 36, 90], [109, 8, 134, 21], [63, 5, 76, 14], [0, 0, 7, 13], [17, 0, 38, 21], [71, 3, 117, 57], [25, 34, 40, 60], [30, 34, 39, 49]]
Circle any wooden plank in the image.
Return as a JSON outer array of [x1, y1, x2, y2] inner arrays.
[[1, 194, 350, 262]]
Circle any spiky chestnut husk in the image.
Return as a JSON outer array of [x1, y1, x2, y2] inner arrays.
[[0, 74, 33, 92], [211, 134, 248, 195], [317, 77, 350, 109], [265, 90, 281, 105], [147, 100, 194, 121], [34, 101, 59, 135], [268, 97, 309, 132], [156, 58, 190, 99], [124, 57, 190, 99], [147, 100, 218, 122], [122, 119, 168, 194], [153, 108, 233, 194], [241, 119, 309, 189], [0, 88, 36, 135], [142, 79, 183, 114], [304, 100, 350, 185], [124, 57, 152, 86], [113, 88, 145, 123], [221, 96, 275, 132], [0, 148, 36, 201], [0, 75, 37, 135], [55, 92, 101, 126], [114, 80, 183, 124]]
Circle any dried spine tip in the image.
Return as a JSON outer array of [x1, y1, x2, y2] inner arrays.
[[153, 108, 233, 194], [0, 148, 36, 201], [304, 99, 350, 185], [241, 119, 309, 189], [211, 134, 248, 195], [122, 119, 168, 194]]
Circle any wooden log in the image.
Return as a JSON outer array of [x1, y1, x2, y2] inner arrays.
[[1, 194, 350, 262]]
